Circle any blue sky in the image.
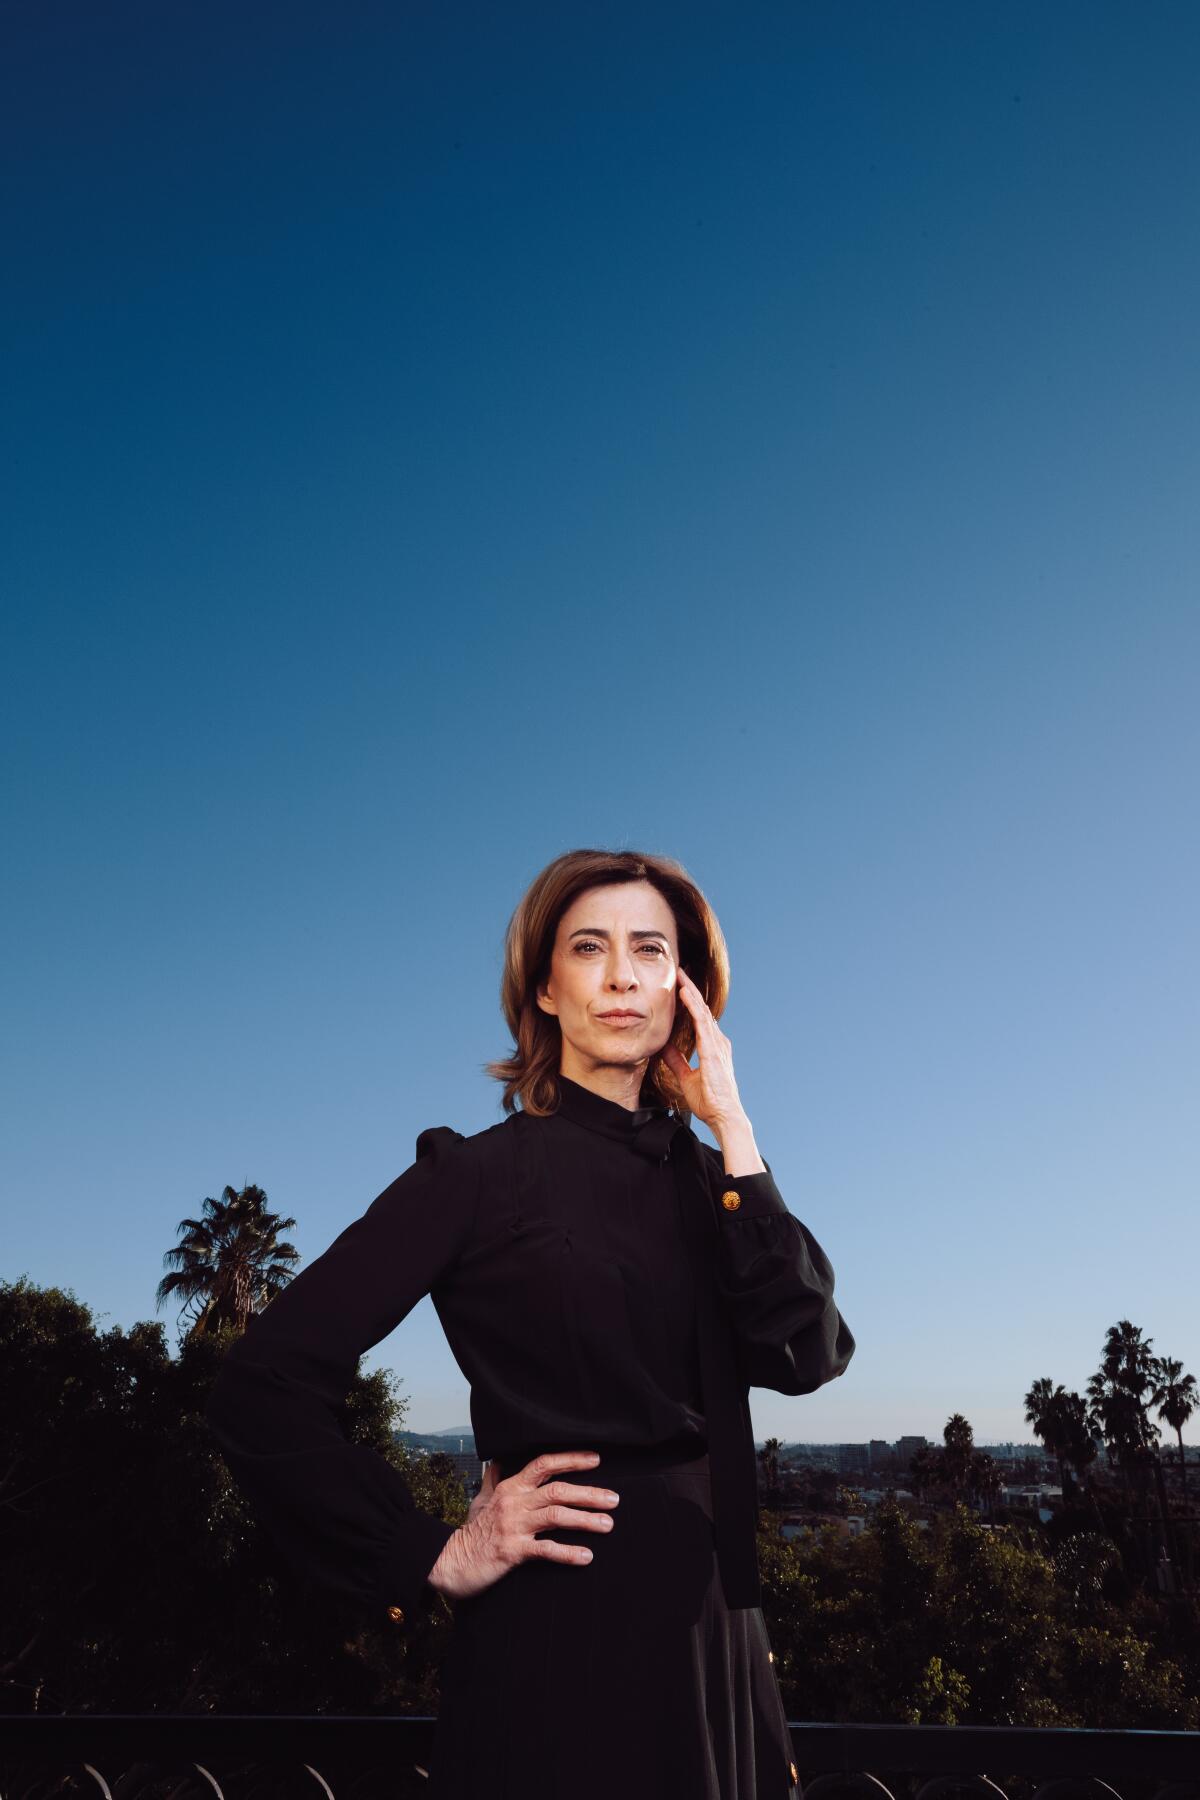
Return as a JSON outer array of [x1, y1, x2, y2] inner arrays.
[[4, 1, 1197, 1450]]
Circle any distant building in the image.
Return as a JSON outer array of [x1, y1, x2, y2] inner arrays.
[[1001, 1483, 1062, 1506], [437, 1448, 485, 1491], [397, 1435, 485, 1496], [895, 1435, 929, 1462]]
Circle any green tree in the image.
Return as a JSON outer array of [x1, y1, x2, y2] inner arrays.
[[968, 1448, 1002, 1514], [155, 1181, 300, 1342], [942, 1413, 975, 1498], [1087, 1320, 1160, 1480], [1025, 1377, 1073, 1495], [758, 1436, 783, 1509], [1087, 1320, 1164, 1581], [0, 1276, 468, 1718], [755, 1494, 1200, 1731], [908, 1443, 941, 1501], [1059, 1390, 1101, 1495], [1149, 1353, 1197, 1517]]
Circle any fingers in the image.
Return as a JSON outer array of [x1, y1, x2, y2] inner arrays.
[[536, 1480, 620, 1513], [535, 1497, 618, 1534], [522, 1459, 621, 1519], [529, 1478, 620, 1561], [678, 965, 711, 1009], [527, 1499, 616, 1567], [676, 967, 720, 1038], [516, 1449, 601, 1486], [446, 1453, 619, 1598], [506, 1453, 621, 1569], [532, 1537, 597, 1565]]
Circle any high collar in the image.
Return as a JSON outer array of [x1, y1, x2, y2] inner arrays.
[[554, 1073, 684, 1161]]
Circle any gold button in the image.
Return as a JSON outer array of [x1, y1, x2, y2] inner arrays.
[[386, 1604, 405, 1623], [721, 1189, 741, 1211]]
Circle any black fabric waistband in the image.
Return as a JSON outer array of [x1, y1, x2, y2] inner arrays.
[[491, 1437, 710, 1481]]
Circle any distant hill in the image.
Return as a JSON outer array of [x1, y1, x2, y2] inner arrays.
[[396, 1427, 477, 1454]]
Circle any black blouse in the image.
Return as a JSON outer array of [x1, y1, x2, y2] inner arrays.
[[204, 1076, 855, 1626]]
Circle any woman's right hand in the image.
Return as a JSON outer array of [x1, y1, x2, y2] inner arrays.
[[425, 1450, 620, 1602]]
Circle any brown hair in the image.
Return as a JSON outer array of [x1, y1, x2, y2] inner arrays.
[[483, 847, 731, 1122]]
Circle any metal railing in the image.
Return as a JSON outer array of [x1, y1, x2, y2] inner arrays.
[[1, 1716, 1198, 1798]]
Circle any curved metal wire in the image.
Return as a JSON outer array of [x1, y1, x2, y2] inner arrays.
[[1029, 1782, 1126, 1800], [914, 1778, 1011, 1799]]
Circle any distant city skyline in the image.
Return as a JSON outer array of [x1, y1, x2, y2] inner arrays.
[[410, 1427, 1151, 1453], [408, 1426, 1200, 1464]]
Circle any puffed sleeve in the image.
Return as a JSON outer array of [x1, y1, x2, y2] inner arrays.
[[697, 1143, 856, 1396], [204, 1126, 479, 1627]]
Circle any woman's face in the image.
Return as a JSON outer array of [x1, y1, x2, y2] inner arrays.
[[536, 879, 681, 1082]]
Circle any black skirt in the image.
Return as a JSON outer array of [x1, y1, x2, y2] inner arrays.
[[428, 1441, 800, 1799]]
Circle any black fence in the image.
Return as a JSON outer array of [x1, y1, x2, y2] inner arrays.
[[1, 1717, 1198, 1799]]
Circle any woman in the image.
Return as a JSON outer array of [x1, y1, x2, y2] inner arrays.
[[205, 847, 855, 1798]]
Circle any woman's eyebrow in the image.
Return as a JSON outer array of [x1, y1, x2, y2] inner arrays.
[[568, 927, 670, 942]]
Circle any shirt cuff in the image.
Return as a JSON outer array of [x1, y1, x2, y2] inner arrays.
[[378, 1512, 459, 1626], [711, 1161, 791, 1220]]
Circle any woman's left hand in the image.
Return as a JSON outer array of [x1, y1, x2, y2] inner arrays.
[[660, 966, 749, 1135]]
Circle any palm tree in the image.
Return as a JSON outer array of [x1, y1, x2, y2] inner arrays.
[[942, 1413, 975, 1500], [1025, 1377, 1072, 1495], [909, 1444, 941, 1501], [1149, 1353, 1198, 1593], [758, 1436, 783, 1509], [1149, 1354, 1198, 1514], [156, 1182, 300, 1342], [968, 1449, 1002, 1514], [1087, 1320, 1162, 1579], [1059, 1390, 1100, 1497], [1087, 1322, 1159, 1471]]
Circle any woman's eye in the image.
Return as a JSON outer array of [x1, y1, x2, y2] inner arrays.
[[574, 940, 666, 955]]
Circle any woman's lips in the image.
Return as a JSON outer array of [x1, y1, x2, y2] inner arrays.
[[597, 1013, 643, 1026]]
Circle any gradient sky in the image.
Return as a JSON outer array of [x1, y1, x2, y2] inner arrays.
[[4, 1, 1198, 1451]]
